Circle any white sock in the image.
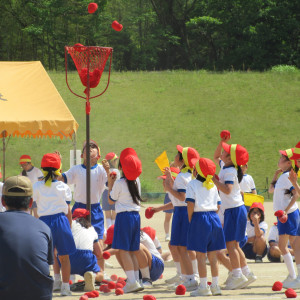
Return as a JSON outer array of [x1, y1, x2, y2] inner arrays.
[[106, 218, 112, 228], [125, 270, 136, 283], [54, 273, 61, 282], [241, 265, 250, 276], [140, 267, 150, 279], [212, 276, 219, 287], [70, 274, 75, 283], [200, 277, 207, 288], [174, 261, 181, 275], [112, 219, 115, 225], [297, 264, 300, 277], [191, 259, 199, 275], [61, 282, 69, 289], [283, 253, 296, 279], [232, 268, 242, 277], [134, 270, 139, 281]]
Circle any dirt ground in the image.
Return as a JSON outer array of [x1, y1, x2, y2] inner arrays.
[[53, 202, 295, 300]]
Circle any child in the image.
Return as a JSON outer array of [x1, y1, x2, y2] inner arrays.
[[68, 208, 103, 292], [213, 138, 256, 290], [241, 202, 268, 263], [102, 152, 120, 229], [59, 140, 109, 273], [268, 147, 299, 288], [107, 147, 145, 293], [267, 222, 294, 262], [240, 164, 257, 195], [33, 153, 76, 296], [19, 154, 43, 217], [158, 165, 180, 241], [186, 157, 225, 296], [156, 145, 200, 291]]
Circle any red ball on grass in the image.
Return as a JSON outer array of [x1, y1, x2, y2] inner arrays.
[[88, 3, 98, 14]]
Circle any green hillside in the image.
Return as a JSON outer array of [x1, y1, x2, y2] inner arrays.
[[3, 70, 300, 198]]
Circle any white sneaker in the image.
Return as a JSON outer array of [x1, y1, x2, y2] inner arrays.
[[53, 280, 62, 292], [142, 278, 153, 288], [240, 272, 257, 288], [123, 281, 144, 293], [165, 234, 171, 241], [190, 285, 212, 296], [183, 279, 199, 291], [60, 285, 72, 296], [103, 272, 113, 282], [223, 272, 233, 285], [70, 275, 76, 283], [164, 259, 175, 268], [84, 271, 96, 292], [283, 275, 297, 289], [211, 285, 222, 295], [283, 277, 300, 289], [223, 274, 248, 290], [165, 273, 181, 284]]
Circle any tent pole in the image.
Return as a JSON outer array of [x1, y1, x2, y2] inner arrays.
[[2, 131, 5, 182]]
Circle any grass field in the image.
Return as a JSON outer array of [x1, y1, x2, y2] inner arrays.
[[3, 69, 300, 198]]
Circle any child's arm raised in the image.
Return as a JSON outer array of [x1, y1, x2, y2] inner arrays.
[[268, 169, 282, 193]]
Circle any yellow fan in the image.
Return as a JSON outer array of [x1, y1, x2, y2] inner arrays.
[[155, 151, 170, 173], [243, 193, 264, 207]]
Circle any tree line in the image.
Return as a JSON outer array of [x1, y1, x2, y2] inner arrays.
[[1, 0, 299, 71]]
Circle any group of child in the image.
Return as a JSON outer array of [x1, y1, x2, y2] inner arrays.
[[7, 134, 300, 297]]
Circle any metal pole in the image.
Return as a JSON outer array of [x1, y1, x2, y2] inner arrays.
[[86, 48, 91, 222], [2, 131, 5, 182]]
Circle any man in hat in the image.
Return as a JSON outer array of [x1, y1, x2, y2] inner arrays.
[[0, 175, 53, 300]]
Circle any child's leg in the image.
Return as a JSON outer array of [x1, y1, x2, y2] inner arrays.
[[178, 246, 193, 277], [188, 250, 199, 276], [207, 251, 220, 287], [164, 212, 172, 235], [253, 236, 267, 256], [58, 255, 71, 283], [111, 210, 116, 225], [217, 249, 232, 272], [280, 234, 296, 278], [119, 250, 136, 283], [134, 244, 152, 280], [105, 210, 112, 228], [196, 252, 207, 287], [226, 240, 241, 276]]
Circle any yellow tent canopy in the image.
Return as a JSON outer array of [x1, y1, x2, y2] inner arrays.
[[0, 61, 78, 139]]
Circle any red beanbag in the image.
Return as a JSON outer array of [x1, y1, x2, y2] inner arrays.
[[110, 274, 118, 281], [145, 207, 155, 219], [108, 281, 116, 289], [143, 295, 156, 300], [80, 296, 89, 300], [275, 210, 288, 223], [102, 251, 111, 260], [102, 286, 111, 293], [220, 130, 231, 139], [175, 284, 186, 295], [285, 288, 297, 298], [69, 280, 73, 285], [117, 277, 126, 282], [88, 3, 98, 14], [272, 281, 283, 291], [159, 274, 163, 279], [119, 280, 126, 287], [115, 288, 124, 295], [84, 291, 98, 298], [101, 279, 109, 284], [99, 284, 108, 292], [116, 282, 123, 289], [112, 20, 123, 32]]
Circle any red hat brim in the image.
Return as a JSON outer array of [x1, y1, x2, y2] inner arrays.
[[176, 145, 183, 153], [222, 142, 231, 154], [250, 202, 264, 212]]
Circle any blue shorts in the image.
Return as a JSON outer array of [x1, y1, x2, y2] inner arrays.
[[72, 202, 104, 239], [242, 243, 268, 259], [170, 206, 189, 247], [112, 211, 140, 251], [40, 213, 76, 256], [163, 194, 174, 214], [69, 249, 100, 276], [223, 205, 247, 242], [150, 255, 164, 282], [239, 236, 248, 248], [187, 211, 226, 253], [278, 209, 300, 236], [102, 189, 115, 211]]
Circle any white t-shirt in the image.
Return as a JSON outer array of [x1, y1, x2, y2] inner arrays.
[[21, 167, 43, 185], [246, 220, 268, 239], [33, 180, 71, 216], [218, 161, 243, 209], [273, 171, 297, 214], [268, 225, 279, 244], [153, 237, 162, 250], [140, 231, 163, 262], [240, 174, 256, 193], [186, 179, 220, 212], [71, 220, 98, 251], [0, 182, 5, 212], [109, 177, 141, 213], [63, 164, 107, 204], [171, 171, 192, 207]]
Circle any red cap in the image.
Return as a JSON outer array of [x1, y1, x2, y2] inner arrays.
[[250, 202, 264, 212], [105, 152, 118, 160], [272, 281, 283, 291], [291, 142, 300, 160], [176, 145, 200, 169], [285, 288, 297, 298], [191, 158, 216, 178], [175, 284, 186, 295], [158, 167, 180, 180], [41, 153, 61, 169], [222, 143, 249, 166], [220, 130, 231, 139], [104, 225, 114, 245], [279, 148, 295, 159], [141, 226, 156, 240], [145, 207, 155, 219], [82, 139, 101, 159], [88, 3, 98, 14], [72, 208, 90, 220], [19, 155, 31, 164], [120, 148, 142, 180]]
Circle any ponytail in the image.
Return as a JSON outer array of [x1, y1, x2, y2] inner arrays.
[[237, 165, 243, 183], [42, 167, 58, 185], [196, 174, 206, 183], [126, 179, 146, 205]]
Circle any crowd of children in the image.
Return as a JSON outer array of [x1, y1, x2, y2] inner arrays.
[[2, 134, 300, 297]]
